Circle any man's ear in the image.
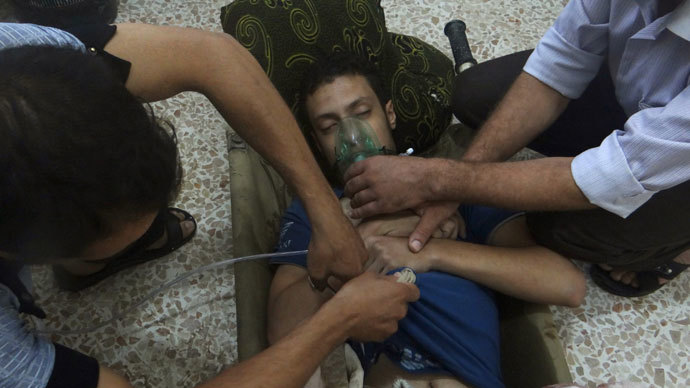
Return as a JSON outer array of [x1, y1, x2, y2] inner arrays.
[[385, 100, 397, 130]]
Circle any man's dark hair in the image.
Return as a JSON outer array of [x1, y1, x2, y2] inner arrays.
[[0, 46, 181, 261], [298, 51, 389, 121]]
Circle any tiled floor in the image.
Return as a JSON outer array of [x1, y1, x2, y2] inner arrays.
[[12, 0, 688, 387]]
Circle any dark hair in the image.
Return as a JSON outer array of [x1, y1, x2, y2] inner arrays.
[[11, 0, 119, 28], [0, 46, 181, 261], [298, 51, 389, 119]]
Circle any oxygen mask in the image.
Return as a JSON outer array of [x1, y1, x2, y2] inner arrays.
[[334, 117, 389, 177]]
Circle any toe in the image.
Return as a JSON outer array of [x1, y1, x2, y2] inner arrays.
[[621, 271, 636, 286], [146, 210, 195, 250], [609, 269, 625, 282], [180, 219, 196, 239]]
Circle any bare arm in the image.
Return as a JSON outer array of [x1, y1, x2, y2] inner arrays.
[[432, 157, 593, 211], [462, 71, 570, 162], [365, 226, 585, 307], [93, 299, 348, 388], [344, 71, 594, 251], [199, 272, 419, 388], [266, 204, 455, 343], [197, 297, 350, 388], [356, 210, 460, 240], [97, 366, 134, 388], [439, 72, 588, 209], [96, 271, 418, 388], [345, 154, 593, 219], [105, 24, 366, 283], [428, 238, 584, 307], [267, 265, 331, 344]]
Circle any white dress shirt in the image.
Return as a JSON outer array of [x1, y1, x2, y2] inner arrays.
[[523, 0, 690, 217]]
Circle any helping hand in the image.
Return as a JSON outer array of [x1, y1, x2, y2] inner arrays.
[[307, 214, 367, 290], [408, 200, 463, 252], [344, 155, 435, 219], [329, 271, 420, 342], [364, 235, 433, 274]]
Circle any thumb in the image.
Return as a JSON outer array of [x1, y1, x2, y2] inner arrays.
[[398, 282, 421, 302], [382, 275, 421, 302], [408, 211, 440, 253]]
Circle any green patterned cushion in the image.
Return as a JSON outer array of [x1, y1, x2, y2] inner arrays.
[[220, 0, 454, 152], [382, 33, 454, 151]]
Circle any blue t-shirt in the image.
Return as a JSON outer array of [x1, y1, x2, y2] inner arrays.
[[272, 189, 506, 388]]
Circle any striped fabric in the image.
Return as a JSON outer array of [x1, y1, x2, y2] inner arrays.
[[0, 278, 54, 388], [0, 22, 84, 51], [524, 0, 690, 218]]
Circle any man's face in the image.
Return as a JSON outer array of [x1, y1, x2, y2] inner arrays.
[[305, 74, 397, 168]]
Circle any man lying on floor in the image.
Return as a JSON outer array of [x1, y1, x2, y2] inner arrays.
[[268, 52, 587, 388]]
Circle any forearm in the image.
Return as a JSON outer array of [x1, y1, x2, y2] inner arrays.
[[191, 33, 341, 222], [267, 274, 330, 344], [107, 24, 342, 224], [425, 239, 585, 306], [427, 157, 593, 211], [357, 211, 420, 240], [197, 302, 348, 388], [463, 72, 569, 162]]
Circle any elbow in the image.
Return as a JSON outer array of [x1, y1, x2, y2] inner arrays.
[[186, 31, 247, 92], [562, 273, 586, 307]]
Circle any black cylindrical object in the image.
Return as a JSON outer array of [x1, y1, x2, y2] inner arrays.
[[444, 20, 477, 74]]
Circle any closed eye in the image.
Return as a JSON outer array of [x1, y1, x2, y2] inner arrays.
[[355, 110, 371, 118], [319, 122, 339, 133]]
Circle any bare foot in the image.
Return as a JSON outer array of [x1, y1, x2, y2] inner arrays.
[[597, 249, 690, 288], [145, 209, 196, 250]]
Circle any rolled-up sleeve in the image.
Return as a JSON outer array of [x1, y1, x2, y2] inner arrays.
[[572, 84, 690, 217], [523, 0, 610, 98], [0, 23, 85, 52]]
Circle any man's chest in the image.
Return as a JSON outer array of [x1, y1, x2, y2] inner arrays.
[[608, 2, 690, 115]]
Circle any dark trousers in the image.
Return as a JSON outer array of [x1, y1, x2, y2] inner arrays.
[[452, 50, 690, 271]]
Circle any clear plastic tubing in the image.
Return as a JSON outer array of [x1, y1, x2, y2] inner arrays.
[[36, 250, 308, 336]]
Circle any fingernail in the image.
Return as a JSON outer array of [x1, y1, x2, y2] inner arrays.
[[393, 272, 401, 278], [411, 240, 422, 252]]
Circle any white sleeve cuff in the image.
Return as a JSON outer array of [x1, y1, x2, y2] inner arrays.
[[571, 131, 658, 218], [523, 28, 604, 99]]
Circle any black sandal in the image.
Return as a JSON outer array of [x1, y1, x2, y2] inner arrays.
[[590, 261, 688, 297], [53, 207, 197, 292]]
